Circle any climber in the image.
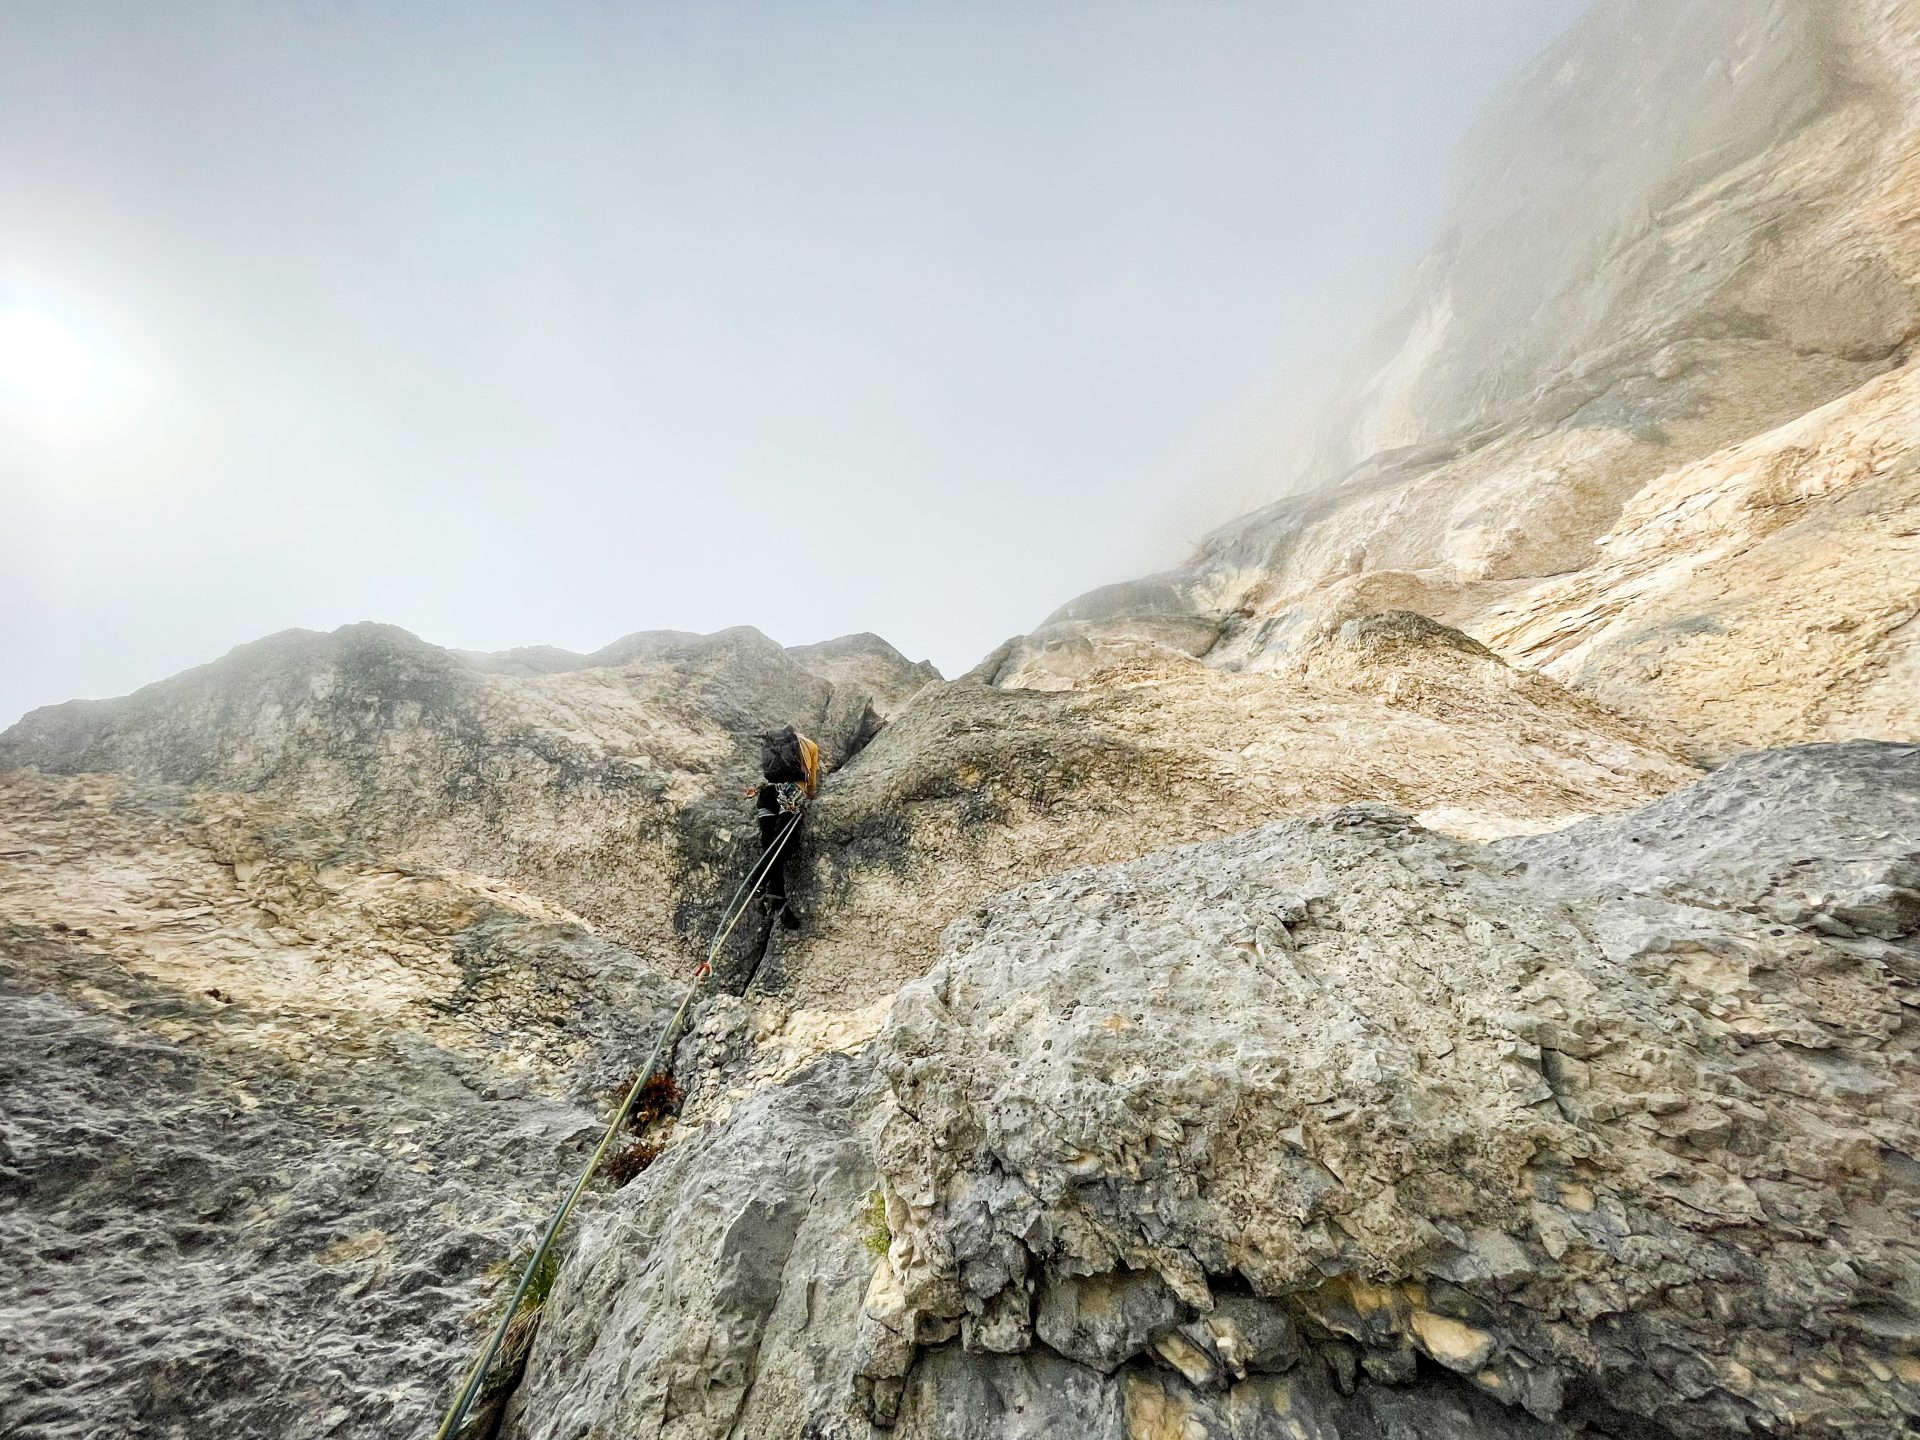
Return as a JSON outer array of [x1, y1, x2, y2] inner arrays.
[[747, 724, 820, 930]]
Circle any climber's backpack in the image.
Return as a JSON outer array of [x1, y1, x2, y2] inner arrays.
[[760, 726, 821, 794]]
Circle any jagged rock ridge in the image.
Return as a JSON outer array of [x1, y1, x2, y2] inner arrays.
[[0, 622, 931, 975]]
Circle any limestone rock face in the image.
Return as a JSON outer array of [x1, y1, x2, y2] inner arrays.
[[1311, 0, 1918, 469], [862, 742, 1919, 1438], [0, 770, 682, 1440], [0, 622, 915, 972], [787, 633, 943, 720], [0, 625, 922, 1440], [778, 616, 1697, 1008], [1026, 0, 1920, 758], [501, 744, 1918, 1439], [1482, 360, 1920, 759], [4, 3, 1918, 1438], [503, 1052, 883, 1440]]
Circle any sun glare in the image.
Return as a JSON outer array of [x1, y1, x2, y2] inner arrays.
[[0, 309, 101, 408]]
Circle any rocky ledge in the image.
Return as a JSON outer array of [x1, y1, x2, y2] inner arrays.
[[507, 742, 1919, 1439]]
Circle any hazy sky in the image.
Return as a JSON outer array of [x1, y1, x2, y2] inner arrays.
[[1, 0, 1586, 724]]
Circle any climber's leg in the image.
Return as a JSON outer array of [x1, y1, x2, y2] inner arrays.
[[751, 787, 792, 903], [756, 813, 789, 904], [749, 787, 803, 930]]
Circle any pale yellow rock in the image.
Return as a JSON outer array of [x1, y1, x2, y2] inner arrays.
[[1409, 1309, 1498, 1373], [1485, 358, 1920, 755]]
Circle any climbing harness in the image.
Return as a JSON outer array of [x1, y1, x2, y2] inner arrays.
[[429, 809, 804, 1440]]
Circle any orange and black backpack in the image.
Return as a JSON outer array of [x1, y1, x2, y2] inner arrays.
[[760, 725, 823, 796]]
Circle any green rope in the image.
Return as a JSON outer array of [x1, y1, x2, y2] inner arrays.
[[430, 810, 803, 1440]]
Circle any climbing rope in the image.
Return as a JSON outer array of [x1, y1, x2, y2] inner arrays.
[[430, 809, 803, 1440]]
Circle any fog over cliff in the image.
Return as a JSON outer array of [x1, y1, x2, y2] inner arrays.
[[0, 0, 1587, 725]]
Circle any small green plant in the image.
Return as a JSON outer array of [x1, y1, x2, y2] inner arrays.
[[861, 1188, 892, 1259], [487, 1241, 562, 1317], [458, 1244, 563, 1438]]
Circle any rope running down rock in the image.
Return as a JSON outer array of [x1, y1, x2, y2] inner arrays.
[[430, 810, 804, 1440]]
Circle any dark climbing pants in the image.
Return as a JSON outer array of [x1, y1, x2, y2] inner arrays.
[[753, 787, 799, 904]]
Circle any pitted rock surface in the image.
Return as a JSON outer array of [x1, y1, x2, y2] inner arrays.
[[0, 927, 654, 1440], [0, 769, 681, 1440], [865, 743, 1920, 1438], [502, 1052, 883, 1440]]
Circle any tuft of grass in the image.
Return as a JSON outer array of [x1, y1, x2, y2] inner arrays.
[[459, 1242, 563, 1438], [488, 1241, 562, 1317], [606, 1140, 662, 1188], [861, 1189, 891, 1259]]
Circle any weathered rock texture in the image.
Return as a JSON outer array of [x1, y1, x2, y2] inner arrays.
[[0, 623, 931, 977], [786, 634, 943, 720], [780, 616, 1697, 1008], [505, 742, 1920, 1439], [0, 613, 1703, 1020], [0, 769, 680, 1439], [0, 627, 933, 1437], [503, 1051, 883, 1440], [3, 2, 1917, 1438], [862, 742, 1919, 1438], [1484, 362, 1920, 758], [1023, 0, 1920, 757]]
